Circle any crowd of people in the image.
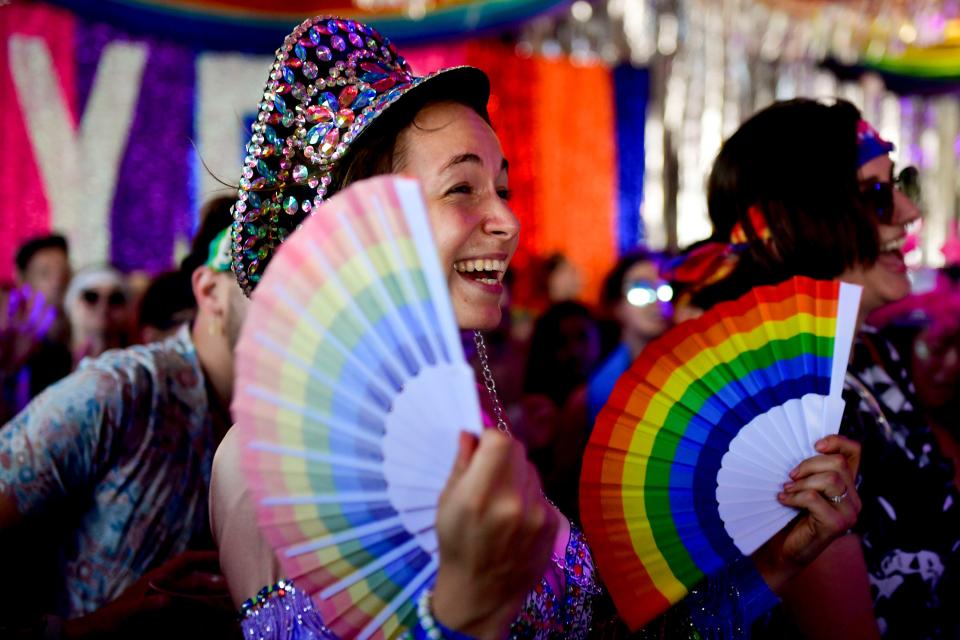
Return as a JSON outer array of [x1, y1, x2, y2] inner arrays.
[[0, 14, 957, 640]]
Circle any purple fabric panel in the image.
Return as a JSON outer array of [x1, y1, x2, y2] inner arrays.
[[111, 40, 195, 273], [74, 20, 113, 119], [75, 18, 195, 273]]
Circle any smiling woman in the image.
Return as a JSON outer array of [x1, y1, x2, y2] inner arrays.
[[672, 98, 959, 639], [209, 16, 597, 640], [395, 102, 519, 330]]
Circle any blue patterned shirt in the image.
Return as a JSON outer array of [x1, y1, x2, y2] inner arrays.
[[0, 326, 216, 618]]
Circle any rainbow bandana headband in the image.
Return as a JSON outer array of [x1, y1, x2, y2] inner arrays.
[[206, 227, 233, 273], [661, 207, 772, 303], [857, 119, 895, 168], [232, 16, 489, 296]]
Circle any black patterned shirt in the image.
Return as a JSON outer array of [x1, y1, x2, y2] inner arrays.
[[841, 327, 959, 639]]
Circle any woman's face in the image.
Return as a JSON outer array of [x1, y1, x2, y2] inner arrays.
[[843, 154, 921, 314], [396, 101, 519, 330], [615, 260, 672, 341]]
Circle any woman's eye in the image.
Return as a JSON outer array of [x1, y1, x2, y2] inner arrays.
[[447, 183, 473, 196], [497, 188, 512, 201]]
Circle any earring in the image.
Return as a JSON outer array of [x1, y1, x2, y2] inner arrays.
[[209, 318, 223, 337]]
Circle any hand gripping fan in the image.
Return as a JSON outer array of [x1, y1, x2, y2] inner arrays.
[[232, 175, 483, 639], [579, 276, 861, 630]]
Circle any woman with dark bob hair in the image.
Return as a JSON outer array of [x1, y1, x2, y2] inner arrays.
[[671, 98, 956, 638], [210, 17, 866, 638]]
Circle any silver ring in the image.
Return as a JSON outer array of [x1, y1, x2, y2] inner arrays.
[[826, 488, 848, 505]]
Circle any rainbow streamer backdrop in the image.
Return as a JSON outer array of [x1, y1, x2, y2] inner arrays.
[[2, 2, 641, 296], [41, 0, 571, 50], [580, 277, 859, 630]]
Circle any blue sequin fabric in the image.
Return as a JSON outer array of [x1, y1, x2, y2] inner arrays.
[[510, 524, 600, 639], [241, 580, 337, 640], [240, 525, 599, 640]]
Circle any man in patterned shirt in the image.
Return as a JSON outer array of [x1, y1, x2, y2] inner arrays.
[[0, 200, 249, 637]]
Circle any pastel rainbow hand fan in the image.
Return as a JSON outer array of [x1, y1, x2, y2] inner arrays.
[[579, 276, 861, 631], [233, 175, 483, 639]]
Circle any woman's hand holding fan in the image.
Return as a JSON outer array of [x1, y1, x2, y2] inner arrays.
[[580, 276, 865, 630], [752, 434, 861, 591], [432, 431, 560, 639]]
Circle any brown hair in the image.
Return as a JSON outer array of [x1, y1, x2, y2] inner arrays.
[[694, 98, 880, 308]]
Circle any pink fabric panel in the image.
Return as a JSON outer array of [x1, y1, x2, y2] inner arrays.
[[0, 3, 77, 285], [401, 42, 467, 76]]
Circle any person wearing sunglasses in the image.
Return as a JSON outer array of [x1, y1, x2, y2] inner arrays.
[[672, 98, 954, 639], [586, 249, 674, 427], [63, 265, 132, 365]]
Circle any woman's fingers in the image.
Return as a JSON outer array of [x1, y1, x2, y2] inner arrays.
[[814, 434, 862, 477], [790, 452, 855, 488], [778, 488, 858, 531]]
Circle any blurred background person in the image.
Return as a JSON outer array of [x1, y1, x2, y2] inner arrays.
[[544, 251, 583, 303], [0, 235, 74, 422], [136, 270, 196, 344], [131, 195, 236, 347], [587, 248, 673, 425], [14, 234, 71, 310], [519, 300, 602, 519], [871, 264, 960, 489], [63, 265, 131, 365]]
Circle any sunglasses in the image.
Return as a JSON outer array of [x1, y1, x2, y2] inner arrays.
[[81, 289, 127, 307], [859, 166, 921, 224], [624, 280, 673, 307]]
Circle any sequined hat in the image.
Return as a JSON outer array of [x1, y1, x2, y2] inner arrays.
[[232, 16, 490, 295]]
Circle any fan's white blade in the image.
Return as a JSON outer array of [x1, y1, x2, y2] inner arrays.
[[267, 281, 404, 394], [393, 179, 467, 368], [748, 403, 795, 463], [720, 448, 786, 482], [358, 557, 439, 640], [778, 394, 810, 460], [724, 419, 796, 475], [383, 362, 478, 554], [716, 484, 780, 503], [820, 394, 847, 439], [831, 282, 862, 399], [718, 497, 791, 521], [319, 537, 423, 600], [335, 206, 432, 375], [244, 383, 385, 445], [299, 231, 413, 384], [284, 515, 406, 557], [725, 507, 796, 555]]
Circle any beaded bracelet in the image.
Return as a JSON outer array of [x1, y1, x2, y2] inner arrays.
[[239, 578, 296, 618], [409, 589, 476, 640]]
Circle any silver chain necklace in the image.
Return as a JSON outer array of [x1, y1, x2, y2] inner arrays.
[[472, 330, 600, 593], [473, 329, 511, 435]]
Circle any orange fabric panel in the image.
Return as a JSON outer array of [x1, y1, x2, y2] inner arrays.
[[465, 42, 618, 308], [530, 56, 618, 302]]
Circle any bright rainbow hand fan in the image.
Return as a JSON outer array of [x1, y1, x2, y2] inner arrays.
[[579, 276, 861, 631], [233, 175, 483, 639]]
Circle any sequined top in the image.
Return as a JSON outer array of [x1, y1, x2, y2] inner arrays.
[[0, 326, 216, 618], [239, 524, 600, 640]]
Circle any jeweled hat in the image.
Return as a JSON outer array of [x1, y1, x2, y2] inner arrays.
[[232, 16, 490, 295]]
